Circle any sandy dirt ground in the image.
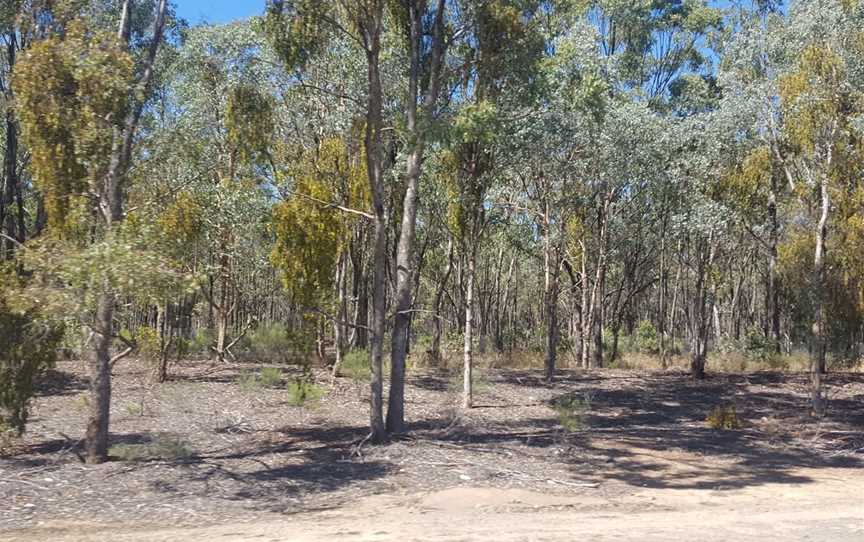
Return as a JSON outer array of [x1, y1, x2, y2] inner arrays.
[[4, 469, 864, 542], [2, 360, 862, 541]]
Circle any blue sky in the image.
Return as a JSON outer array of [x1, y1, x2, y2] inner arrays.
[[176, 0, 264, 25]]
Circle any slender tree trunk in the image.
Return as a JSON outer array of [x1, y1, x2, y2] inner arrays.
[[360, 5, 387, 442], [215, 305, 228, 363], [430, 237, 454, 367], [496, 254, 515, 352], [332, 253, 347, 376], [1, 34, 19, 259], [463, 247, 476, 409], [386, 0, 446, 434], [580, 242, 590, 367], [542, 202, 559, 380], [659, 219, 668, 367], [156, 302, 168, 383], [690, 237, 715, 380], [811, 170, 830, 414], [767, 181, 782, 352]]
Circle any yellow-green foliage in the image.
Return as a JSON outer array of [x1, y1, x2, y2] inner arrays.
[[720, 146, 772, 214], [779, 44, 846, 154], [706, 404, 742, 430], [157, 192, 205, 249], [136, 326, 162, 361], [226, 84, 274, 165], [339, 349, 370, 380], [271, 137, 366, 304], [287, 375, 324, 407], [261, 0, 327, 70], [13, 19, 134, 234]]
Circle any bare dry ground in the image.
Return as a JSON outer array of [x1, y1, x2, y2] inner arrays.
[[1, 359, 863, 541]]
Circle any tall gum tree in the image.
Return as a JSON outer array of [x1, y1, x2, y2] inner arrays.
[[14, 0, 169, 463]]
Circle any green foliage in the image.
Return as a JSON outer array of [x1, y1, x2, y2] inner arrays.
[[10, 235, 195, 321], [286, 373, 324, 406], [271, 137, 365, 304], [0, 270, 64, 435], [13, 19, 134, 234], [742, 327, 782, 367], [109, 435, 194, 462], [226, 84, 275, 166], [247, 324, 306, 363], [189, 329, 216, 356], [339, 349, 371, 380], [0, 307, 63, 435], [706, 404, 742, 430], [136, 326, 162, 361], [259, 366, 284, 387], [634, 320, 660, 354], [261, 0, 328, 70], [552, 393, 592, 432]]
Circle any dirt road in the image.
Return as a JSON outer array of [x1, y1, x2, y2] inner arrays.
[[5, 467, 862, 542]]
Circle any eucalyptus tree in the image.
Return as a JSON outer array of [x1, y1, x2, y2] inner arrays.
[[773, 0, 864, 410], [585, 0, 723, 106], [155, 21, 278, 363], [385, 0, 451, 435], [13, 0, 169, 463], [440, 0, 550, 407], [265, 0, 390, 441]]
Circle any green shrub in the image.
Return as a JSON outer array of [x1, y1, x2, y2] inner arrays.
[[743, 327, 781, 367], [136, 326, 162, 360], [634, 320, 660, 354], [175, 336, 192, 359], [259, 366, 283, 387], [339, 349, 370, 380], [109, 435, 194, 461], [287, 374, 324, 407], [552, 393, 592, 432], [246, 324, 316, 364], [0, 305, 63, 435], [189, 328, 215, 356]]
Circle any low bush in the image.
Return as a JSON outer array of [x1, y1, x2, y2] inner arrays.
[[634, 320, 660, 354], [189, 328, 215, 356], [339, 349, 370, 380], [287, 374, 324, 407], [0, 302, 63, 435]]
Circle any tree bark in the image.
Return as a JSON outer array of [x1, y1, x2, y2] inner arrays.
[[811, 170, 830, 415], [766, 173, 782, 352], [387, 0, 447, 434], [1, 33, 20, 259], [85, 292, 114, 462], [463, 248, 476, 409], [430, 237, 454, 367], [358, 1, 388, 443], [84, 0, 168, 464], [543, 204, 559, 381]]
